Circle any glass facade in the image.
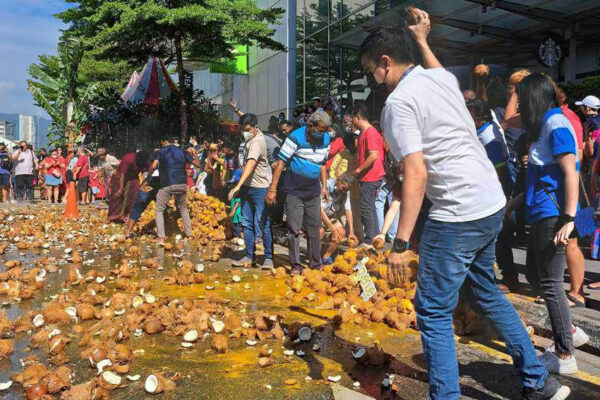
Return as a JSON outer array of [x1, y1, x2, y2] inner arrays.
[[296, 0, 408, 115]]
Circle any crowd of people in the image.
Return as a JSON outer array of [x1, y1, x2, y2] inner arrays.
[[2, 6, 600, 399], [0, 142, 108, 205]]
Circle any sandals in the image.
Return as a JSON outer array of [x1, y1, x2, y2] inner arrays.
[[588, 282, 600, 291], [566, 293, 586, 308]]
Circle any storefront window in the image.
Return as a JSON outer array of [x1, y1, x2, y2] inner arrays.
[[297, 0, 305, 40], [295, 0, 402, 112], [305, 0, 330, 37]]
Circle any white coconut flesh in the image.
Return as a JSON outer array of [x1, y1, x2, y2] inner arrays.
[[144, 374, 159, 393]]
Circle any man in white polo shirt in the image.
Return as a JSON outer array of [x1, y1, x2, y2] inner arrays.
[[359, 8, 568, 400]]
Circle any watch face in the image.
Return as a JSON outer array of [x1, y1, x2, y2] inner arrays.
[[393, 239, 408, 253]]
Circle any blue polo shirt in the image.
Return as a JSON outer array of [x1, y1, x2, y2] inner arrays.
[[476, 121, 508, 168], [525, 108, 580, 224], [154, 145, 194, 188], [278, 126, 330, 200]]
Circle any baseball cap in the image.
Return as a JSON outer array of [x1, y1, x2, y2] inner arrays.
[[575, 95, 600, 109]]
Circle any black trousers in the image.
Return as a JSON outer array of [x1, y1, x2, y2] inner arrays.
[[15, 174, 34, 201]]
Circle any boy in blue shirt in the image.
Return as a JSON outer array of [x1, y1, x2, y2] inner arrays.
[[227, 169, 243, 240], [467, 99, 511, 196]]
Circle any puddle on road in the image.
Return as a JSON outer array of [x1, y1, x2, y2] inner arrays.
[[0, 207, 425, 400]]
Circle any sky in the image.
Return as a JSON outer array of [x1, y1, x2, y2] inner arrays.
[[0, 0, 70, 117]]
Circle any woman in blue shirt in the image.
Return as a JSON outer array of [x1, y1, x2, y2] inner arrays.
[[519, 73, 581, 375]]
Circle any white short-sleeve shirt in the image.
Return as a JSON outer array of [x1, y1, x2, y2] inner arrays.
[[381, 65, 506, 222]]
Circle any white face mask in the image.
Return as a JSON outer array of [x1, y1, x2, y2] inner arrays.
[[242, 130, 254, 142]]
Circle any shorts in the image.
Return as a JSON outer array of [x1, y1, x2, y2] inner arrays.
[[66, 170, 74, 183], [45, 174, 63, 186], [0, 174, 9, 188], [77, 176, 89, 193]]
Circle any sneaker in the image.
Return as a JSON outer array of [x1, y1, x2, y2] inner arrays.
[[261, 259, 274, 270], [538, 351, 578, 375], [523, 375, 570, 400], [546, 326, 590, 353], [233, 256, 253, 267]]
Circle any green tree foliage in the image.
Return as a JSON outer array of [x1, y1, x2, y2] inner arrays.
[[27, 37, 99, 145], [57, 0, 285, 142]]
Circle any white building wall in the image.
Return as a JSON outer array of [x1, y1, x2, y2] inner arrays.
[[19, 115, 35, 144], [192, 0, 295, 130]]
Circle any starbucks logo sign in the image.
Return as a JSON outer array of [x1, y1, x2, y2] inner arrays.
[[537, 34, 563, 67]]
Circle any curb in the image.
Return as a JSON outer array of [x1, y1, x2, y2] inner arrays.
[[509, 293, 600, 354]]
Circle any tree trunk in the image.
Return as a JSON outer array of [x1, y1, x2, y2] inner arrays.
[[174, 30, 188, 143]]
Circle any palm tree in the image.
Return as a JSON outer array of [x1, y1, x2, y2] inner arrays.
[[27, 37, 98, 145]]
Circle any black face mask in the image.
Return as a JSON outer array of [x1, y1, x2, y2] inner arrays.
[[366, 71, 387, 94]]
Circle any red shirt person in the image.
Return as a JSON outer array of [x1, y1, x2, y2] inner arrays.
[[351, 106, 385, 242], [73, 147, 91, 204]]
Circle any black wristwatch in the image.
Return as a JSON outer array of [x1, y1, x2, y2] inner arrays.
[[392, 238, 410, 254], [558, 214, 575, 226]]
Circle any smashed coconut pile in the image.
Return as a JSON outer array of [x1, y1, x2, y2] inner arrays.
[[0, 196, 512, 399]]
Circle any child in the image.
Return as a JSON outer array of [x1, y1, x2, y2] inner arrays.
[[89, 167, 101, 204], [227, 169, 243, 242], [467, 99, 511, 196]]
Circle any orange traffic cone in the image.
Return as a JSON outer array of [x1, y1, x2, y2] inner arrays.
[[64, 181, 80, 219]]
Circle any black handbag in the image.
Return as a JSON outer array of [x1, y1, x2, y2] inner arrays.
[[543, 176, 596, 238]]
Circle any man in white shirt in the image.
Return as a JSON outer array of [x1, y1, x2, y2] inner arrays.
[[12, 141, 38, 202], [359, 9, 566, 400]]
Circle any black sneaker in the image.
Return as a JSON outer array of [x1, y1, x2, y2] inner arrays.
[[523, 376, 570, 400]]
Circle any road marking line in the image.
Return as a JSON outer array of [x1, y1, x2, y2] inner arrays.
[[462, 338, 600, 385]]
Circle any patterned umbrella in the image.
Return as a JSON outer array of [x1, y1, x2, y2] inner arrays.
[[121, 56, 178, 106]]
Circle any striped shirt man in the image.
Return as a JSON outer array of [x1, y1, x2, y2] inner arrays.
[[278, 125, 330, 200]]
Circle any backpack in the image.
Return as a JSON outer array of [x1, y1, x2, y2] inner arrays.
[[0, 153, 11, 171]]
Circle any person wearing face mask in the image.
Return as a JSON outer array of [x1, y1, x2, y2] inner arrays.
[[325, 124, 345, 171], [43, 149, 66, 204], [266, 110, 331, 276], [359, 8, 563, 400], [228, 113, 274, 269], [12, 141, 38, 202]]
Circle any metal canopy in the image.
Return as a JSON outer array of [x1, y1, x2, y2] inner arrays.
[[330, 0, 600, 67]]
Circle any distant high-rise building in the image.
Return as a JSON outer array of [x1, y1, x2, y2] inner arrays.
[[19, 114, 35, 145], [0, 120, 16, 140]]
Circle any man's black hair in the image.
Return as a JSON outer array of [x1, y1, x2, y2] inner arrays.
[[239, 113, 258, 127], [466, 99, 492, 122], [352, 104, 370, 121], [280, 119, 292, 126], [359, 24, 415, 65]]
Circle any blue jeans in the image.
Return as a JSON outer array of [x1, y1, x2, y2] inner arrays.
[[130, 187, 158, 222], [415, 208, 547, 399], [232, 222, 241, 238], [240, 186, 273, 260], [375, 179, 398, 242]]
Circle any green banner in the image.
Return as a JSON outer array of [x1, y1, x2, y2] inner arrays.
[[210, 45, 248, 75]]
